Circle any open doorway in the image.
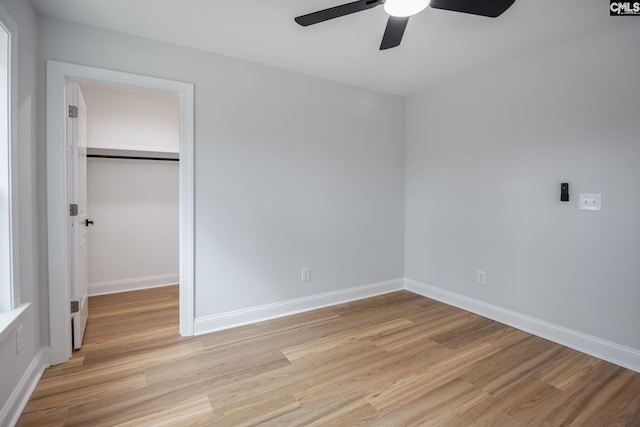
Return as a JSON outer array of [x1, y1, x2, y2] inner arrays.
[[81, 82, 180, 296], [46, 62, 194, 365], [78, 82, 180, 349]]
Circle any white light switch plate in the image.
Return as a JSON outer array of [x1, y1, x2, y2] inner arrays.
[[579, 194, 602, 211]]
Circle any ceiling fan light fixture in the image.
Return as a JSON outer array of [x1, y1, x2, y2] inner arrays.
[[383, 0, 431, 17]]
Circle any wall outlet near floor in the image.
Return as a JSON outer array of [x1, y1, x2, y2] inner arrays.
[[477, 270, 487, 286], [16, 325, 23, 354], [301, 268, 311, 283]]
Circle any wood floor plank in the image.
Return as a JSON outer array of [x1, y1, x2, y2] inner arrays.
[[293, 339, 451, 408], [479, 325, 531, 348], [370, 311, 467, 352], [281, 317, 413, 361], [460, 335, 563, 394], [62, 376, 216, 426], [551, 366, 640, 426], [533, 346, 606, 390], [13, 407, 68, 427], [374, 377, 488, 426], [143, 347, 291, 387], [16, 285, 640, 426], [208, 391, 301, 426], [208, 341, 390, 412], [97, 394, 213, 427], [266, 393, 378, 427], [445, 394, 518, 427], [363, 342, 501, 412], [597, 387, 640, 426], [25, 375, 146, 412], [536, 363, 627, 426], [489, 377, 565, 424]]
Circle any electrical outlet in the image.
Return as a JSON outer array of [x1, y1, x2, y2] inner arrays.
[[301, 268, 311, 283], [477, 270, 487, 286], [16, 325, 23, 354], [579, 194, 602, 211]]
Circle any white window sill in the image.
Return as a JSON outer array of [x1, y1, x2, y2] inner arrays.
[[0, 303, 30, 343]]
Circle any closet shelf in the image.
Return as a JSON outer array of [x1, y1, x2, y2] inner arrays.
[[87, 147, 179, 162]]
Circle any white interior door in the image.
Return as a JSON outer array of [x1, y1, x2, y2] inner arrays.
[[67, 81, 89, 350]]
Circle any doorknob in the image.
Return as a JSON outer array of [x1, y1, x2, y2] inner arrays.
[[84, 219, 94, 226]]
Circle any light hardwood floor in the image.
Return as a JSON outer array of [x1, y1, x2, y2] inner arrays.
[[17, 286, 640, 426]]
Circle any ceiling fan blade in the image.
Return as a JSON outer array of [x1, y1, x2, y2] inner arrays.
[[295, 0, 383, 26], [430, 0, 515, 17], [380, 16, 409, 50]]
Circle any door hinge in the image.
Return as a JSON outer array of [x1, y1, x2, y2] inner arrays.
[[70, 300, 79, 314], [68, 105, 78, 118], [69, 203, 78, 217]]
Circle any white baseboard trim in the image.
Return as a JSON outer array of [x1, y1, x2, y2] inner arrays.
[[89, 274, 179, 296], [405, 278, 640, 373], [194, 278, 404, 336], [0, 347, 50, 427]]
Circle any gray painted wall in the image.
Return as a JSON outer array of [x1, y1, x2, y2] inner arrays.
[[87, 158, 179, 291], [405, 21, 640, 350]]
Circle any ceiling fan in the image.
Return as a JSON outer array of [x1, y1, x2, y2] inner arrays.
[[295, 0, 516, 50]]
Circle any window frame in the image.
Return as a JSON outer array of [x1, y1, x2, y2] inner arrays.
[[0, 1, 23, 338]]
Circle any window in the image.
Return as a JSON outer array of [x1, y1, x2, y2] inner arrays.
[[0, 7, 14, 314]]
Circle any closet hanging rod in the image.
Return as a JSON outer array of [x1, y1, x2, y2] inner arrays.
[[87, 154, 179, 162]]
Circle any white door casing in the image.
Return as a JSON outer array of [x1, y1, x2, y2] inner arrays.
[[47, 61, 195, 365], [67, 81, 89, 349]]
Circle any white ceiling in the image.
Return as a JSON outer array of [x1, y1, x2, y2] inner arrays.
[[31, 0, 623, 96]]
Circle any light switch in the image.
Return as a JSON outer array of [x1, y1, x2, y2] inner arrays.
[[579, 194, 602, 211]]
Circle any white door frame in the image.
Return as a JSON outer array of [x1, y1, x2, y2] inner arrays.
[[46, 61, 195, 365]]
